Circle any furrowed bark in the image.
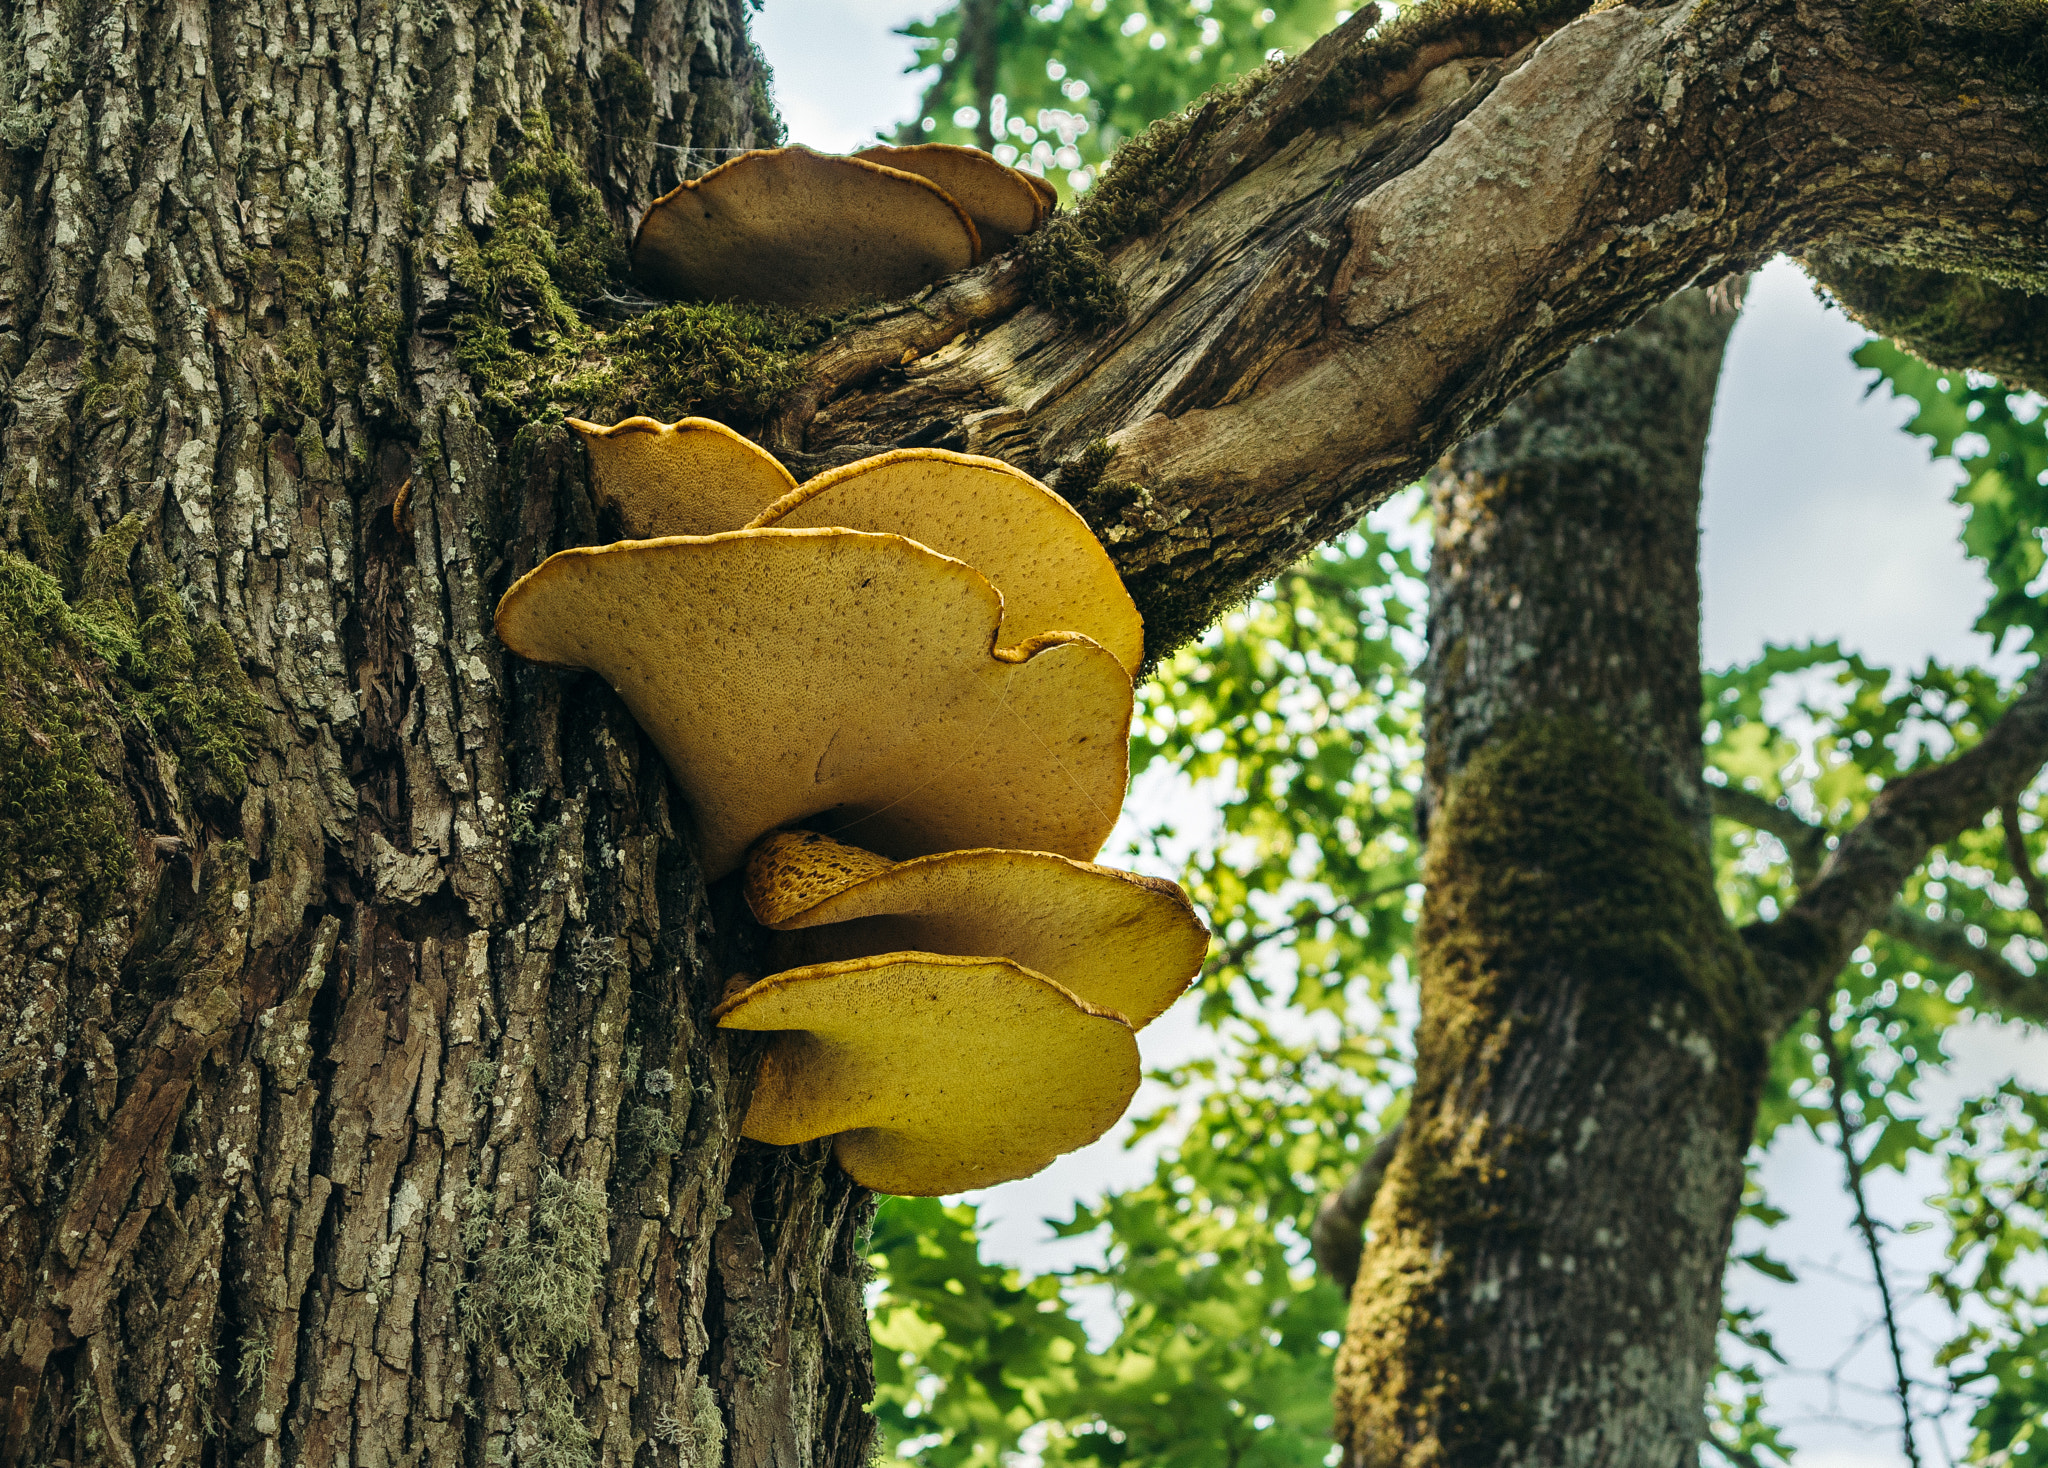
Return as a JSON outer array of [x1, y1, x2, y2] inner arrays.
[[0, 0, 878, 1463], [1332, 292, 1759, 1466]]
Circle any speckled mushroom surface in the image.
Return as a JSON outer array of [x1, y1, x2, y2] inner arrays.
[[632, 147, 981, 311], [851, 143, 1047, 255], [713, 952, 1139, 1195], [492, 528, 1132, 879], [744, 830, 1205, 1028], [750, 448, 1144, 675], [566, 415, 796, 538]]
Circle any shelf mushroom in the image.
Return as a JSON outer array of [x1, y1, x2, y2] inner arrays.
[[743, 829, 1205, 1028], [714, 953, 1140, 1195], [850, 144, 1047, 255], [558, 420, 1145, 674], [566, 415, 796, 538], [749, 448, 1144, 676], [633, 147, 982, 311], [493, 529, 1132, 878]]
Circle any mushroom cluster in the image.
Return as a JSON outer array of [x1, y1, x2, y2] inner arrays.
[[495, 417, 1207, 1195], [633, 144, 1054, 311]]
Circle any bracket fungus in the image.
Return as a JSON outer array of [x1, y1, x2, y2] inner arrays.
[[566, 415, 796, 538], [633, 147, 981, 311], [505, 410, 1203, 1193], [493, 529, 1131, 879], [851, 143, 1047, 256], [631, 144, 1050, 311], [713, 953, 1140, 1195], [749, 448, 1143, 675], [744, 830, 1205, 1029]]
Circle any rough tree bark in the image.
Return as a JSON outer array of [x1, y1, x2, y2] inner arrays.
[[1, 0, 2045, 1462], [0, 1, 880, 1464], [1334, 289, 1754, 1465]]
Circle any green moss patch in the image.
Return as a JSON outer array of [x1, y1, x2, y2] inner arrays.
[[1418, 716, 1755, 1049], [1953, 0, 2048, 91], [0, 521, 266, 918], [75, 514, 266, 811], [251, 226, 407, 426], [1863, 0, 1927, 58], [0, 552, 131, 919], [450, 118, 837, 439]]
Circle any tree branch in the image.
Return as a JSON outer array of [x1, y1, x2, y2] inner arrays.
[[1710, 784, 1829, 886], [1311, 1117, 1404, 1296], [1877, 903, 2048, 1027], [2001, 796, 2048, 931], [1748, 678, 2048, 1034], [1815, 1014, 1923, 1468], [780, 0, 2048, 656]]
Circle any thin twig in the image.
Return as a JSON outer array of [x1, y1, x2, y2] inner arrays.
[[1815, 1010, 1923, 1468], [2000, 796, 2048, 930], [1703, 1436, 1767, 1468], [1202, 901, 1358, 982]]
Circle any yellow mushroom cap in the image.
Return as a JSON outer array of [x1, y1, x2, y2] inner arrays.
[[566, 416, 797, 539], [633, 148, 982, 312], [851, 143, 1045, 255], [744, 830, 1205, 1029], [749, 448, 1143, 677], [493, 529, 1132, 879], [714, 952, 1140, 1195]]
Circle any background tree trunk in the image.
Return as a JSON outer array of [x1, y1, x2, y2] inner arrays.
[[0, 0, 877, 1463], [1333, 290, 1759, 1465]]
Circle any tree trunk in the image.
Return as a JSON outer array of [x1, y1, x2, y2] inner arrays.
[[1333, 290, 1761, 1465], [3, 0, 2045, 1459], [0, 1, 877, 1463]]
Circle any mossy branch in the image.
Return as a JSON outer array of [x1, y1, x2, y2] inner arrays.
[[1748, 673, 2048, 1033]]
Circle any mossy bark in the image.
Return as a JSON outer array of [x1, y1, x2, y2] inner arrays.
[[1333, 293, 1765, 1465], [0, 2, 871, 1465]]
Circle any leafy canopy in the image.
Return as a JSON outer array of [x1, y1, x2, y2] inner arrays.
[[861, 3, 2048, 1463], [895, 0, 1346, 192]]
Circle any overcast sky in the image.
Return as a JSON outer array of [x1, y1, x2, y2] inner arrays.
[[750, 7, 2044, 1462]]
